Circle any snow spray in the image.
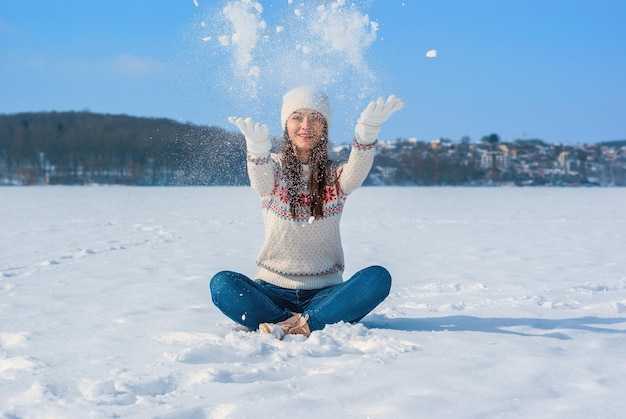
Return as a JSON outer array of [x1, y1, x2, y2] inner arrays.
[[184, 0, 380, 141]]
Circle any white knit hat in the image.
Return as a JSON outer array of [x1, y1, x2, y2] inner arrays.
[[280, 85, 332, 130]]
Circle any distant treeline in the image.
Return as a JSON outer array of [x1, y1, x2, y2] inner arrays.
[[1, 111, 625, 186], [0, 112, 248, 185]]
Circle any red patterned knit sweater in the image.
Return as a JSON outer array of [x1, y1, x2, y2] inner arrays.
[[248, 139, 376, 289]]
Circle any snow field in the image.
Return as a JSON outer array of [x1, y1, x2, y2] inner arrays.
[[1, 186, 625, 418]]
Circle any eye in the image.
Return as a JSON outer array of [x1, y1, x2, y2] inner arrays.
[[289, 113, 304, 122], [309, 114, 324, 125]]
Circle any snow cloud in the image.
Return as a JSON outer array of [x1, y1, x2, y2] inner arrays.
[[221, 0, 266, 73], [311, 2, 378, 69], [192, 0, 379, 109]]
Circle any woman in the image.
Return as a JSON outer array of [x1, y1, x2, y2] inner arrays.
[[210, 85, 403, 339]]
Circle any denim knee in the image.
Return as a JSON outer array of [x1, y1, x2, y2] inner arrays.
[[209, 271, 227, 294], [209, 270, 243, 303], [367, 265, 392, 293]]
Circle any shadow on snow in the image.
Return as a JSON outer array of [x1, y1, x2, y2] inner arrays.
[[362, 315, 626, 340]]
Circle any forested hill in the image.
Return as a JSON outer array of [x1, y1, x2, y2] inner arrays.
[[0, 111, 248, 185], [1, 112, 625, 186]]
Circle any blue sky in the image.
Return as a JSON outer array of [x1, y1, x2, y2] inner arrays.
[[1, 0, 625, 145]]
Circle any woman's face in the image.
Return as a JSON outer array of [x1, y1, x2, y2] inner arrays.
[[286, 109, 326, 162]]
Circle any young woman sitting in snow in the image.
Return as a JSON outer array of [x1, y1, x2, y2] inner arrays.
[[210, 85, 404, 339]]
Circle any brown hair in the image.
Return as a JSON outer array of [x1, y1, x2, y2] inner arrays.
[[280, 124, 330, 220]]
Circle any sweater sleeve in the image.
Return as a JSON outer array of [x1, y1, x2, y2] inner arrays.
[[337, 139, 376, 195], [247, 152, 278, 196]]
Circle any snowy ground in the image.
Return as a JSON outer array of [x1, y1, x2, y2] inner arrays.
[[1, 186, 625, 418]]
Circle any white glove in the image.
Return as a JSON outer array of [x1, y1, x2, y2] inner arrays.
[[228, 116, 271, 156], [354, 95, 404, 144]]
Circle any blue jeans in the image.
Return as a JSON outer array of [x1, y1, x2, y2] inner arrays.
[[209, 266, 391, 331]]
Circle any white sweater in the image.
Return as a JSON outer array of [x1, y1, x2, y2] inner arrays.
[[247, 140, 376, 289]]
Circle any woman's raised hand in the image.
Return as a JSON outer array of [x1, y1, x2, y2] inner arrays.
[[228, 116, 271, 156], [354, 95, 404, 145]]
